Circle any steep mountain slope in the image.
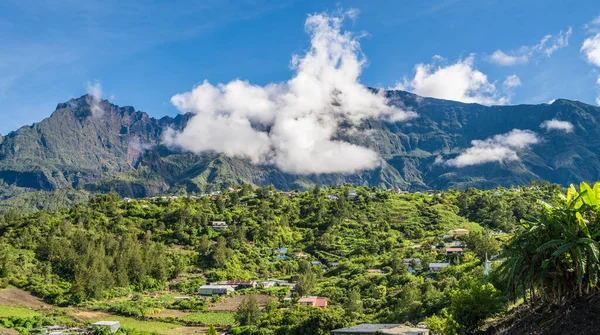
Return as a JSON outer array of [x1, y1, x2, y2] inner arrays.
[[0, 91, 599, 200]]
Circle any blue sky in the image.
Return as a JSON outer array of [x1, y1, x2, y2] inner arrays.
[[1, 0, 599, 135]]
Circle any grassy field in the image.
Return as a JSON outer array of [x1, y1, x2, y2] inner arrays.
[[183, 312, 236, 326], [0, 304, 41, 318], [89, 315, 178, 333]]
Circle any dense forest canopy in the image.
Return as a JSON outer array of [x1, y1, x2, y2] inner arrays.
[[0, 181, 577, 334]]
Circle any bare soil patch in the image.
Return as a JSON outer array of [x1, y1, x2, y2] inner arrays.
[[207, 294, 276, 312], [0, 327, 18, 335], [70, 310, 116, 321], [481, 292, 600, 335], [0, 288, 49, 309]]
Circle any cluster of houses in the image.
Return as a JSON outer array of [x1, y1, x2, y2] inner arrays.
[[331, 323, 429, 335], [199, 279, 295, 296], [32, 321, 120, 335]]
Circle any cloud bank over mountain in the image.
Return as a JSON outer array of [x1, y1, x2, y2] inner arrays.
[[164, 10, 416, 174], [445, 129, 541, 167], [394, 55, 511, 105]]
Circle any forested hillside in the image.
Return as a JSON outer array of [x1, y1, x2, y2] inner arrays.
[[0, 92, 599, 207], [0, 182, 562, 334]]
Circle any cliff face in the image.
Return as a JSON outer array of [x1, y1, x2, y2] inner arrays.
[[1, 91, 599, 199]]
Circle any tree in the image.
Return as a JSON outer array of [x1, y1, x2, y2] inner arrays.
[[94, 326, 112, 335], [212, 236, 229, 267], [344, 286, 363, 318], [463, 231, 499, 260], [206, 324, 218, 335], [235, 295, 261, 326], [295, 270, 317, 297], [448, 281, 504, 333]]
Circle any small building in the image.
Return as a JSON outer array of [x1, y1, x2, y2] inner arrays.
[[326, 194, 340, 201], [445, 247, 464, 256], [452, 228, 469, 236], [310, 261, 322, 267], [298, 296, 328, 308], [367, 269, 383, 274], [174, 296, 191, 300], [218, 280, 258, 289], [348, 190, 358, 200], [199, 285, 235, 296], [261, 281, 276, 289], [331, 323, 429, 335], [429, 263, 450, 272], [330, 261, 339, 267], [403, 258, 421, 273], [211, 221, 228, 231], [295, 251, 308, 259], [274, 247, 288, 260], [92, 321, 121, 334]]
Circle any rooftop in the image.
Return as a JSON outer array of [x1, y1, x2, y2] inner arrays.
[[298, 296, 328, 307], [331, 323, 428, 334], [429, 262, 450, 267]]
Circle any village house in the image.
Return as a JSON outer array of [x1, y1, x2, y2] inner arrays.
[[428, 263, 450, 272], [274, 247, 288, 260], [261, 280, 276, 289], [199, 285, 235, 296], [348, 190, 358, 200], [311, 260, 322, 266], [92, 321, 121, 334], [403, 258, 421, 273], [326, 194, 340, 201], [445, 247, 464, 256], [298, 296, 328, 308], [330, 261, 339, 267], [174, 296, 191, 301], [295, 251, 308, 258], [331, 324, 429, 335], [211, 221, 228, 231], [367, 269, 383, 274], [218, 280, 258, 289]]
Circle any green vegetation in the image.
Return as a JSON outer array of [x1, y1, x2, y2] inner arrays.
[[0, 305, 40, 318], [500, 182, 600, 304], [88, 316, 177, 333], [183, 312, 236, 326], [0, 181, 578, 334]]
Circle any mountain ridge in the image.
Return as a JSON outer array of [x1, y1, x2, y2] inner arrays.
[[0, 91, 598, 203]]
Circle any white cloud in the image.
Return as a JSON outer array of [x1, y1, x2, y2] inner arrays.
[[86, 80, 104, 117], [540, 119, 574, 133], [547, 99, 556, 104], [584, 16, 600, 34], [445, 129, 540, 167], [582, 17, 600, 105], [581, 33, 600, 67], [163, 10, 416, 175], [394, 55, 509, 105], [489, 50, 528, 66], [503, 74, 522, 88], [488, 27, 572, 66]]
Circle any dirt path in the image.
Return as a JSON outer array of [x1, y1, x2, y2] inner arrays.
[[207, 294, 277, 312], [0, 288, 49, 309]]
